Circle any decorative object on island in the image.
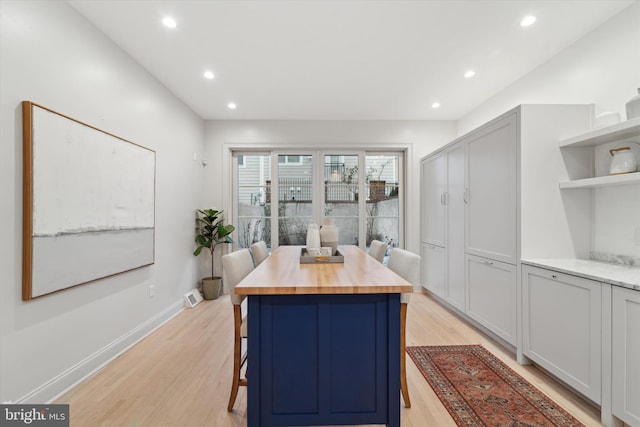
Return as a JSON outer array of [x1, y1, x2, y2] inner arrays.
[[305, 220, 320, 251], [193, 209, 235, 300], [319, 217, 339, 255], [626, 88, 640, 120], [609, 147, 638, 175], [300, 247, 344, 263]]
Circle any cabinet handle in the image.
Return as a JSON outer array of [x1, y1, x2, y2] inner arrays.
[[484, 260, 494, 265], [551, 274, 557, 279], [463, 188, 468, 204], [440, 193, 445, 205]]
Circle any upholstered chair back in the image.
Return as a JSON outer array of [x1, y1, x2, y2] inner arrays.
[[222, 248, 254, 305], [250, 241, 269, 266], [368, 240, 388, 264], [387, 248, 420, 304]]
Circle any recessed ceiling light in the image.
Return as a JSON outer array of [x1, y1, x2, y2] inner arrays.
[[432, 102, 441, 109], [162, 16, 177, 28], [228, 103, 237, 110], [464, 70, 476, 79], [520, 16, 536, 27], [203, 71, 214, 80]]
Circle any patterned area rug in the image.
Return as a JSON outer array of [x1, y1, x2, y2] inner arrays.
[[407, 345, 584, 426]]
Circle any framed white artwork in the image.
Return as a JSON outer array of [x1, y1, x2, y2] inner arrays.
[[22, 101, 156, 300]]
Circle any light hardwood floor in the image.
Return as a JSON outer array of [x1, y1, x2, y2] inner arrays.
[[57, 291, 603, 426]]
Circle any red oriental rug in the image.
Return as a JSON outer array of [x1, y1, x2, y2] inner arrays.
[[407, 345, 585, 426]]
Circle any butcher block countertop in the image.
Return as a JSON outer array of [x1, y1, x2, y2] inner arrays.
[[235, 245, 412, 295]]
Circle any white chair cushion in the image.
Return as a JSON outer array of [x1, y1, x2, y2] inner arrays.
[[387, 248, 421, 305], [250, 241, 269, 266], [241, 314, 248, 338], [222, 248, 255, 305], [369, 240, 388, 263], [401, 292, 411, 304]]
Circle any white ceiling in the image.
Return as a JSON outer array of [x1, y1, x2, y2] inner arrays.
[[68, 0, 634, 121]]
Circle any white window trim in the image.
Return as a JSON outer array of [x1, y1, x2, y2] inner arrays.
[[225, 143, 412, 252]]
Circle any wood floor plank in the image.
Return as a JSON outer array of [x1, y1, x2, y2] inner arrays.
[[56, 291, 603, 426]]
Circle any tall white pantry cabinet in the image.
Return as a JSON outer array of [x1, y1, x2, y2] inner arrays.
[[420, 104, 593, 352]]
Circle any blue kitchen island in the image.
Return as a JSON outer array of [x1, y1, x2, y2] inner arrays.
[[235, 245, 412, 427]]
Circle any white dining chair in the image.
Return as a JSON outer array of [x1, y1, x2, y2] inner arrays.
[[368, 240, 388, 264], [387, 247, 421, 408], [222, 248, 255, 411], [250, 241, 269, 266]]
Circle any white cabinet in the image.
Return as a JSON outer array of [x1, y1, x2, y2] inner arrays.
[[465, 114, 518, 264], [612, 286, 640, 426], [419, 110, 523, 343], [466, 255, 516, 345], [419, 142, 465, 309], [522, 265, 602, 404], [421, 153, 446, 246], [420, 104, 592, 351], [421, 243, 445, 297], [446, 143, 466, 311]]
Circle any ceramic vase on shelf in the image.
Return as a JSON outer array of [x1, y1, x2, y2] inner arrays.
[[626, 88, 640, 120], [609, 147, 638, 175], [319, 217, 339, 255], [306, 221, 320, 251]]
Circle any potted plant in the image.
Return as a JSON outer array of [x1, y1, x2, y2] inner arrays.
[[193, 208, 235, 300]]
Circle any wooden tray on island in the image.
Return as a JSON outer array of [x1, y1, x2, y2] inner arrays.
[[300, 248, 345, 264]]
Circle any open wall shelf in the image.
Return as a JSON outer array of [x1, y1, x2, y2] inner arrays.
[[559, 172, 640, 189], [560, 117, 640, 148]]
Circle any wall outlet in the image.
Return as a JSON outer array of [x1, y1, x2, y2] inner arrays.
[[148, 285, 155, 297]]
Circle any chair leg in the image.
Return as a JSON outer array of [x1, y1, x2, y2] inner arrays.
[[400, 302, 411, 408], [227, 306, 243, 411]]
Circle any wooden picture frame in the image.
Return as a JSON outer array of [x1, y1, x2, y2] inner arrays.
[[22, 101, 156, 300]]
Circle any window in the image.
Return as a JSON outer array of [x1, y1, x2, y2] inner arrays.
[[233, 150, 403, 251], [234, 154, 271, 249], [365, 154, 400, 250]]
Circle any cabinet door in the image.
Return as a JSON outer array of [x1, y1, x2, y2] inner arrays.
[[466, 255, 516, 345], [421, 153, 446, 246], [522, 265, 602, 403], [421, 243, 445, 298], [446, 143, 466, 311], [612, 286, 640, 426], [466, 114, 517, 264]]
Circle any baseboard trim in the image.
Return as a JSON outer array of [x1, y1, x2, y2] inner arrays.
[[15, 301, 184, 404]]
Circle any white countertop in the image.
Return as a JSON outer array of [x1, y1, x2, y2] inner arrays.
[[522, 258, 640, 291]]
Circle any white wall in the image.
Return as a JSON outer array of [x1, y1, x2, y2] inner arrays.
[[0, 1, 205, 403], [458, 2, 640, 135], [203, 120, 457, 254], [459, 2, 640, 263]]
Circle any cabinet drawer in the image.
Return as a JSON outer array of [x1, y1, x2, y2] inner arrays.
[[522, 265, 602, 403], [465, 255, 516, 345]]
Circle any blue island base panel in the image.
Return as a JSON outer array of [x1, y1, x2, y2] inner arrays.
[[247, 293, 401, 427]]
